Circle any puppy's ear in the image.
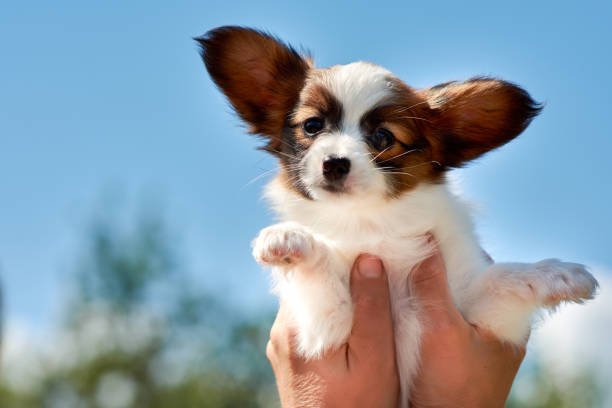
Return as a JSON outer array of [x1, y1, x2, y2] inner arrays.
[[196, 26, 310, 151], [421, 77, 542, 167]]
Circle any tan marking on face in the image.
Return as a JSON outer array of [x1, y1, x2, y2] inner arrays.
[[292, 83, 343, 125], [360, 82, 444, 196], [292, 124, 315, 148], [289, 81, 344, 149]]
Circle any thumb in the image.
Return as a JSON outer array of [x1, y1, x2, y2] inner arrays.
[[410, 241, 462, 326], [349, 255, 395, 359]]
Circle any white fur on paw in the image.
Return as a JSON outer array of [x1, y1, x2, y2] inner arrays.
[[532, 259, 599, 306], [252, 223, 315, 267]]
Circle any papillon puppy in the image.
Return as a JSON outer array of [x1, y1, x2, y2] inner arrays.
[[197, 26, 598, 406]]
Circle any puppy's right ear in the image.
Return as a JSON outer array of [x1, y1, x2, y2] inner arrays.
[[196, 26, 310, 151]]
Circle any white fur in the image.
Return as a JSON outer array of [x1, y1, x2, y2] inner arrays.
[[255, 180, 597, 406], [301, 62, 394, 200], [322, 62, 395, 125], [251, 63, 598, 407]]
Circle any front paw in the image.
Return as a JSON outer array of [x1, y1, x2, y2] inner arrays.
[[533, 259, 599, 306], [252, 223, 315, 267]]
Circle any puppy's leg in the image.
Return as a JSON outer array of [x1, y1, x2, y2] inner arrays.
[[462, 259, 598, 344], [392, 298, 421, 408], [253, 222, 353, 358]]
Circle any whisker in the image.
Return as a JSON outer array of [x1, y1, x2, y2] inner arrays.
[[273, 138, 303, 153], [369, 146, 394, 163], [377, 149, 421, 164], [396, 116, 432, 123], [394, 160, 440, 170], [391, 100, 430, 113], [383, 171, 416, 177], [241, 168, 277, 189], [267, 148, 299, 161]]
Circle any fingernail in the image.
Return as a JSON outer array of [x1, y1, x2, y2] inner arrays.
[[359, 255, 382, 278]]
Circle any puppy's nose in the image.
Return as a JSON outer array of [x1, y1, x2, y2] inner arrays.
[[322, 157, 351, 183]]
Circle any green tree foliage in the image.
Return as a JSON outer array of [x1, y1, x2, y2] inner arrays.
[[507, 360, 604, 408], [0, 210, 276, 408]]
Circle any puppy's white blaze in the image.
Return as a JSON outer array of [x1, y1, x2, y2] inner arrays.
[[319, 62, 395, 125], [301, 130, 385, 198], [300, 62, 395, 198]]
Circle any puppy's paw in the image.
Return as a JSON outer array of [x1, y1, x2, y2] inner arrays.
[[532, 259, 599, 306], [252, 223, 315, 268]]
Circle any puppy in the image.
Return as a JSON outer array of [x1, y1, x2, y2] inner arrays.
[[197, 26, 598, 406]]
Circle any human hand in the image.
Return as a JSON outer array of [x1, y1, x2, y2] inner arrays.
[[408, 245, 526, 408], [266, 255, 399, 408], [266, 245, 527, 408]]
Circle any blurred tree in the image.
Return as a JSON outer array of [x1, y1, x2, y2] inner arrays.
[[0, 208, 276, 408], [507, 360, 604, 408]]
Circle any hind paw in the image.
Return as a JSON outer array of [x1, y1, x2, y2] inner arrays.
[[532, 259, 598, 306]]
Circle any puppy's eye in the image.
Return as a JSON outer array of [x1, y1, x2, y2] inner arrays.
[[303, 117, 324, 136], [368, 128, 395, 150]]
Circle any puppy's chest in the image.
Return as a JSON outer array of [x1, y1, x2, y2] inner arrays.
[[314, 222, 431, 280]]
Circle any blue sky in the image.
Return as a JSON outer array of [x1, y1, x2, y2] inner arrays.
[[1, 0, 611, 330]]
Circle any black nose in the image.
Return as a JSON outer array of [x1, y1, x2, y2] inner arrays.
[[322, 157, 351, 183]]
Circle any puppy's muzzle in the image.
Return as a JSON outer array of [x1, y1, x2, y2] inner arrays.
[[322, 156, 351, 188]]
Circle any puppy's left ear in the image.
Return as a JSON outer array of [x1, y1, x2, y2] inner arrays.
[[421, 78, 542, 167]]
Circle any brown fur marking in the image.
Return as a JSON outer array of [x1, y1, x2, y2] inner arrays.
[[196, 26, 311, 152], [420, 77, 542, 167]]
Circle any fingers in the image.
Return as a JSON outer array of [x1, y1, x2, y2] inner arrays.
[[410, 238, 463, 327], [474, 324, 529, 366], [267, 302, 297, 364], [348, 255, 396, 363], [269, 256, 396, 374]]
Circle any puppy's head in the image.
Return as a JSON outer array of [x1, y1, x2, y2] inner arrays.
[[197, 27, 541, 200]]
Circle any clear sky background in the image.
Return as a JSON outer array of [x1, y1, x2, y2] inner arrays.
[[1, 1, 611, 336]]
